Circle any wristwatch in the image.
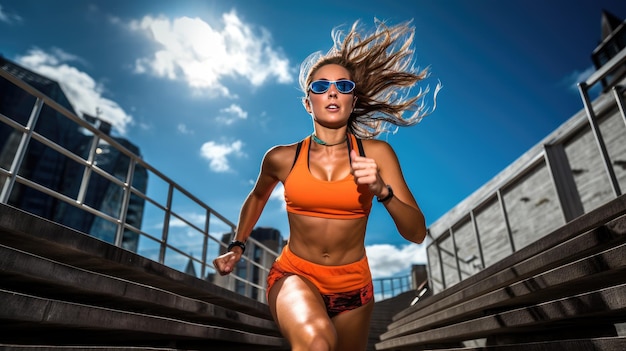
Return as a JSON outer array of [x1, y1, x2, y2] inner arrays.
[[377, 185, 394, 203], [228, 240, 246, 254]]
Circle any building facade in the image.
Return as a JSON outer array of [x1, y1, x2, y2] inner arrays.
[[426, 10, 626, 293]]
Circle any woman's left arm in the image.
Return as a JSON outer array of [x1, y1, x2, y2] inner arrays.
[[350, 141, 426, 243]]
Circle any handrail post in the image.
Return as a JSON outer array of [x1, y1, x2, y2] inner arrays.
[[160, 184, 174, 264], [578, 82, 621, 197], [115, 159, 135, 248], [0, 98, 43, 203], [77, 133, 100, 205], [498, 190, 516, 252]]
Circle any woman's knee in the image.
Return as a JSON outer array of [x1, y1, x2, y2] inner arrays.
[[293, 318, 337, 351], [307, 336, 335, 351]]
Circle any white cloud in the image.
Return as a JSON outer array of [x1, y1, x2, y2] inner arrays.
[[15, 48, 133, 135], [177, 123, 194, 134], [216, 103, 248, 125], [564, 65, 595, 93], [562, 65, 604, 99], [0, 4, 22, 24], [269, 182, 286, 211], [128, 10, 293, 96], [366, 243, 427, 279], [200, 140, 245, 172], [269, 182, 284, 201]]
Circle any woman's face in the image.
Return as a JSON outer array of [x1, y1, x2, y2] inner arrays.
[[305, 64, 356, 128]]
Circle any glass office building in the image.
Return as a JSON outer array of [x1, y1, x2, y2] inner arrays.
[[0, 56, 147, 252]]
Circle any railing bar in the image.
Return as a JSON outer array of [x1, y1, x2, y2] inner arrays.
[[426, 254, 433, 296], [0, 97, 43, 203], [160, 184, 174, 264], [122, 223, 163, 244], [115, 159, 135, 247], [128, 187, 167, 212], [29, 131, 90, 167], [0, 111, 27, 130], [449, 226, 462, 282], [437, 240, 445, 289], [12, 175, 120, 225], [167, 211, 210, 236], [201, 209, 210, 279], [585, 47, 626, 87], [77, 134, 99, 204], [579, 82, 622, 197], [497, 189, 516, 253], [470, 210, 485, 270]]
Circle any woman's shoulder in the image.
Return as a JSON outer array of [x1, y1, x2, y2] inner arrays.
[[264, 138, 306, 164], [360, 137, 395, 156], [261, 139, 307, 180], [266, 138, 305, 156]]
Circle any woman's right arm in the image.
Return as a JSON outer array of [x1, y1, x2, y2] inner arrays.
[[212, 146, 288, 275]]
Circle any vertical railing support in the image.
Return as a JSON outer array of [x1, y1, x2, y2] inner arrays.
[[115, 159, 135, 248], [579, 82, 621, 197], [0, 98, 43, 203]]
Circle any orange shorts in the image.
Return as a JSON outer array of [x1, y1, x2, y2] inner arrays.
[[266, 245, 374, 317]]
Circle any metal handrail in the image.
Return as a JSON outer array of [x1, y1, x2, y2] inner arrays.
[[0, 67, 279, 303], [373, 274, 414, 300]]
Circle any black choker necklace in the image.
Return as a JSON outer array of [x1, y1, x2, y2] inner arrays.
[[311, 133, 347, 146]]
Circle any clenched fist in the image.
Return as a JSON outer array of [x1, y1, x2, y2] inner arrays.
[[212, 251, 241, 276]]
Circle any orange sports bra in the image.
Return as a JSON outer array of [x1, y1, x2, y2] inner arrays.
[[284, 134, 374, 219]]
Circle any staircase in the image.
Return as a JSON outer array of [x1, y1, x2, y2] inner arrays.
[[0, 203, 289, 350]]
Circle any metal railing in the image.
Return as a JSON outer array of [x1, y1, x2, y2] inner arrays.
[[373, 274, 414, 301], [0, 67, 279, 303], [425, 47, 626, 294]]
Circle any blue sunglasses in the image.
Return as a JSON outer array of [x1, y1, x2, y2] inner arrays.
[[308, 79, 356, 94]]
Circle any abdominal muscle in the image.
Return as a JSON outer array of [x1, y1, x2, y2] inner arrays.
[[286, 213, 368, 266]]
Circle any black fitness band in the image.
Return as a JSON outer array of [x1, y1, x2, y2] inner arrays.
[[228, 240, 246, 254], [377, 185, 394, 203]]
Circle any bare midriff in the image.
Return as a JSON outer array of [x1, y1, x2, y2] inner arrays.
[[286, 213, 368, 266]]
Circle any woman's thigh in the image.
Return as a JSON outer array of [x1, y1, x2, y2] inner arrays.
[[332, 299, 374, 351], [267, 275, 337, 349]]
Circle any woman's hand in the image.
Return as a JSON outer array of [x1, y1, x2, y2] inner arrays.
[[212, 251, 242, 276], [350, 144, 426, 243], [350, 149, 387, 198]]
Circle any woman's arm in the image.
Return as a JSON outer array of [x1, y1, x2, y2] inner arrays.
[[350, 141, 426, 244], [213, 146, 286, 275]]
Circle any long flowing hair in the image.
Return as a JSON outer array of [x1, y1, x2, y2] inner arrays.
[[299, 19, 441, 139]]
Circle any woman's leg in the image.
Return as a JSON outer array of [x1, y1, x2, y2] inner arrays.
[[268, 275, 338, 351], [332, 299, 375, 351]]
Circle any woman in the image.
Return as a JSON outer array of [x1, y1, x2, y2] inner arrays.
[[213, 19, 438, 351]]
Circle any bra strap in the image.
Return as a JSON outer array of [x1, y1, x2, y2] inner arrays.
[[348, 134, 366, 157], [356, 137, 365, 157], [290, 139, 304, 171]]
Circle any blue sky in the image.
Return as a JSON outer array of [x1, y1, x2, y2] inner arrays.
[[2, 0, 625, 278]]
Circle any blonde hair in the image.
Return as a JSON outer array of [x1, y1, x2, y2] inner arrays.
[[299, 19, 441, 139]]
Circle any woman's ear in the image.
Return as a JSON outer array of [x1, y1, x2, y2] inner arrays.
[[303, 97, 312, 113]]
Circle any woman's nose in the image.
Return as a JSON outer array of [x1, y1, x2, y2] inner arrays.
[[328, 84, 338, 97]]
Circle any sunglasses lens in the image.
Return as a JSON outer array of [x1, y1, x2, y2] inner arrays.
[[336, 80, 355, 93], [310, 81, 331, 93]]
